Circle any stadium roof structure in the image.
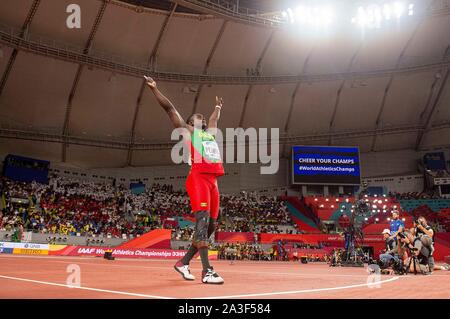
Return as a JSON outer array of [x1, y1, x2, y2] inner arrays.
[[0, 0, 450, 168]]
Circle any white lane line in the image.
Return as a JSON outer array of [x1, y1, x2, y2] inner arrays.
[[196, 276, 401, 299], [0, 275, 173, 299]]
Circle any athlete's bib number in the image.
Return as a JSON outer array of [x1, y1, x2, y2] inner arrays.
[[202, 141, 221, 161]]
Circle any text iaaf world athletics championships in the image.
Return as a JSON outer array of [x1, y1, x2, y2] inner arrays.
[[76, 247, 178, 257]]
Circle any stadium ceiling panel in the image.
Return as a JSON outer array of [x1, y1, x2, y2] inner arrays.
[[401, 14, 450, 67], [206, 21, 272, 75], [157, 16, 223, 74], [260, 29, 314, 76], [0, 0, 34, 30], [288, 80, 343, 136], [242, 84, 295, 129], [131, 149, 180, 167], [92, 2, 166, 66], [332, 77, 390, 131], [0, 47, 14, 77], [121, 0, 201, 14], [0, 139, 61, 164], [69, 69, 141, 141], [381, 71, 437, 127], [351, 19, 418, 72], [194, 84, 248, 130], [30, 0, 102, 48], [0, 0, 450, 167], [420, 127, 450, 149], [134, 82, 197, 142], [303, 33, 360, 75], [66, 144, 128, 168], [434, 77, 450, 121], [0, 52, 78, 133], [331, 136, 373, 153], [374, 132, 418, 152]]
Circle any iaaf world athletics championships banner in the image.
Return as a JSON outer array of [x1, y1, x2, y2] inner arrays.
[[49, 245, 218, 260]]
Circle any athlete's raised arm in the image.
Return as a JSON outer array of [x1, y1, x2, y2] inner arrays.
[[144, 76, 189, 130], [208, 96, 223, 133]]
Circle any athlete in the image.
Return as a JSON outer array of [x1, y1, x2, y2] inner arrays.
[[144, 76, 225, 284]]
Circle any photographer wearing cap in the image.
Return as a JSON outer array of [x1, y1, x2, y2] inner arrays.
[[379, 229, 400, 269]]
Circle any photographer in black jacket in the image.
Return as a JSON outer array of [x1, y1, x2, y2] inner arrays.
[[412, 216, 449, 272], [399, 230, 431, 274]]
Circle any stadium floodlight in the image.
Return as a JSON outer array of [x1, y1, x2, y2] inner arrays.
[[351, 2, 414, 29], [393, 1, 405, 18], [383, 3, 392, 20], [284, 5, 335, 27], [287, 8, 295, 23], [408, 3, 414, 16]]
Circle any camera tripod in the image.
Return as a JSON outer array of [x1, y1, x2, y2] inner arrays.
[[404, 252, 421, 275]]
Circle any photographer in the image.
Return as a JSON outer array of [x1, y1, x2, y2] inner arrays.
[[379, 229, 399, 268], [398, 230, 431, 274], [412, 217, 449, 272]]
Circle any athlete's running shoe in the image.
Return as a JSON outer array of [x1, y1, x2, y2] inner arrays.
[[202, 267, 224, 284], [174, 261, 195, 281]]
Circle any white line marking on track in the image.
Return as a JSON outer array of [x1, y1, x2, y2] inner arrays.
[[0, 275, 173, 299], [196, 276, 401, 299]]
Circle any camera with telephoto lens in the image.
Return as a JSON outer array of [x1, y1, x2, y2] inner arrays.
[[397, 231, 406, 239], [392, 258, 406, 275]]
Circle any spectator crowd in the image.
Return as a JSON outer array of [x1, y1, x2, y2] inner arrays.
[[0, 176, 296, 239]]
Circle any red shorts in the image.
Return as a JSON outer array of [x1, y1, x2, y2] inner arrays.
[[186, 171, 220, 219]]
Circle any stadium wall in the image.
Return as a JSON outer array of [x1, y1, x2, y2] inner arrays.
[[362, 174, 425, 193]]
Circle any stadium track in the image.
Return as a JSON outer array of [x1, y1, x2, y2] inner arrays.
[[0, 255, 449, 299]]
